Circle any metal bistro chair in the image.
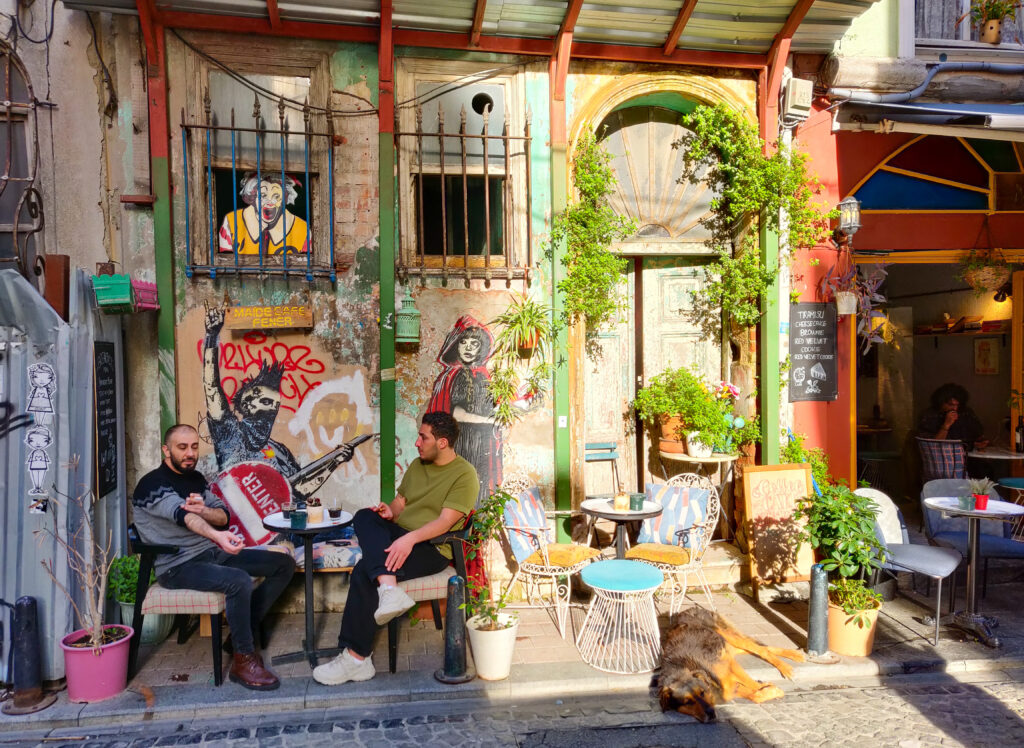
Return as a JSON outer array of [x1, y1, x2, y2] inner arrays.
[[854, 487, 962, 645], [624, 473, 720, 613], [501, 474, 600, 638], [916, 437, 968, 482]]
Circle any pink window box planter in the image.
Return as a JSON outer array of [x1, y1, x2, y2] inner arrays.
[[131, 279, 160, 311]]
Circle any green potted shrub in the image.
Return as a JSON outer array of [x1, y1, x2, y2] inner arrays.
[[108, 555, 173, 645], [794, 482, 886, 657], [632, 368, 734, 457], [461, 488, 519, 680], [491, 293, 551, 358]]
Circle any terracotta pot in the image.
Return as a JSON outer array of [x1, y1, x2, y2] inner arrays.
[[981, 19, 1002, 44], [516, 332, 538, 357], [658, 415, 686, 453], [827, 602, 879, 657]]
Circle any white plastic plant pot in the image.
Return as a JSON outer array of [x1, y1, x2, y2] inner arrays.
[[466, 612, 519, 681], [685, 433, 714, 458], [835, 291, 858, 317]]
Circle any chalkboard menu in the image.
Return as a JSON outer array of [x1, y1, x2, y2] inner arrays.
[[94, 341, 118, 498], [789, 302, 838, 402]]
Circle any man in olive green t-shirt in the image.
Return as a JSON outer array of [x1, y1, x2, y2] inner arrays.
[[313, 411, 478, 686]]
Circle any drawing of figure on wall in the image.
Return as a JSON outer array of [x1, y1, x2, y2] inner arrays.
[[25, 425, 52, 496], [218, 172, 309, 256], [26, 362, 56, 423], [202, 307, 352, 502], [427, 315, 501, 506]]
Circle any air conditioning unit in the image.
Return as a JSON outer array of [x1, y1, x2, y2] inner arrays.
[[783, 78, 814, 121]]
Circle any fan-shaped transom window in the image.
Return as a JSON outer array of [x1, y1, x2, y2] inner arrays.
[[598, 105, 719, 250]]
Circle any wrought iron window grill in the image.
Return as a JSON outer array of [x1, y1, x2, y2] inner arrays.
[[0, 44, 45, 284], [395, 102, 532, 286], [180, 90, 336, 282]]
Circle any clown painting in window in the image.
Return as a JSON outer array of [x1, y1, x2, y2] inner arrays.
[[218, 172, 309, 256]]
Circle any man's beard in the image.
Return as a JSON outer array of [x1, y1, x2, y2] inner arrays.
[[169, 454, 196, 473], [240, 413, 276, 451]]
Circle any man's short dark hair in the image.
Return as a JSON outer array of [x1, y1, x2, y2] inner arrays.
[[422, 411, 459, 445], [164, 423, 198, 445], [931, 383, 969, 410]]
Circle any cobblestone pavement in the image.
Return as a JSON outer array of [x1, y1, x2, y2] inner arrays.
[[5, 671, 1024, 747]]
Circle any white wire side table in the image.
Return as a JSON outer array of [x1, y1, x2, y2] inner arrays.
[[576, 559, 664, 674]]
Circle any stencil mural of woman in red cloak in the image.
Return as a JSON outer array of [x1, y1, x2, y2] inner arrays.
[[427, 315, 501, 507]]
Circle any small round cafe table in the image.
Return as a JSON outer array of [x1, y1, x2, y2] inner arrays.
[[263, 509, 353, 667], [922, 496, 1024, 648], [581, 496, 662, 559], [576, 560, 663, 674]]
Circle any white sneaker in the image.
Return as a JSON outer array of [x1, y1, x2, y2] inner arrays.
[[312, 649, 375, 686], [374, 585, 416, 625]]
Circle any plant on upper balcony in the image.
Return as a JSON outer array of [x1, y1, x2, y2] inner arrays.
[[675, 104, 836, 339], [957, 1, 1022, 43]]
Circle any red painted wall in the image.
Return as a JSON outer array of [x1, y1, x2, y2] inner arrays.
[[791, 102, 856, 486]]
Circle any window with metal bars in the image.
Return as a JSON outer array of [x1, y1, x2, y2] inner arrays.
[[180, 69, 337, 281], [0, 44, 43, 281], [396, 69, 532, 284]]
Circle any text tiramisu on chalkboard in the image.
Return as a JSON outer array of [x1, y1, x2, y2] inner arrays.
[[789, 303, 838, 402]]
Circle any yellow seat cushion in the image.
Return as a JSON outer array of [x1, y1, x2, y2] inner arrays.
[[625, 543, 690, 566], [524, 544, 600, 568]]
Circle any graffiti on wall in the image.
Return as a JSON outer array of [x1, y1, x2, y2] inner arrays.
[[427, 315, 502, 506], [218, 172, 309, 256], [0, 401, 32, 440], [26, 363, 55, 423], [25, 425, 52, 496]]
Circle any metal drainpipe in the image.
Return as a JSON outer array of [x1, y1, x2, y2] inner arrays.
[[829, 62, 1024, 103]]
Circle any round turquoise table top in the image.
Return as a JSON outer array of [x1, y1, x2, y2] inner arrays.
[[581, 559, 663, 592]]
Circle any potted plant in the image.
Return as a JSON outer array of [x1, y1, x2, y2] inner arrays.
[[957, 0, 1021, 43], [107, 555, 173, 645], [959, 248, 1012, 295], [461, 488, 519, 681], [821, 260, 858, 317], [36, 481, 133, 702], [490, 292, 551, 358], [794, 481, 886, 657], [632, 368, 731, 456], [487, 295, 554, 429], [967, 477, 996, 511]]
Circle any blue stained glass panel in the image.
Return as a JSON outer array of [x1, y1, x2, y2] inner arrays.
[[855, 170, 988, 210]]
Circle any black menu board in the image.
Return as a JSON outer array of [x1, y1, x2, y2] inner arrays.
[[94, 341, 119, 497], [789, 303, 838, 402]]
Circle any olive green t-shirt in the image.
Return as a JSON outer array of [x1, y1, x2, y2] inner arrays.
[[396, 456, 479, 559]]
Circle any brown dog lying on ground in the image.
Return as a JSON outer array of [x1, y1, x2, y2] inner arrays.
[[656, 607, 804, 722]]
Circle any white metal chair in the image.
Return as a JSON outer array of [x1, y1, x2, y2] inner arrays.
[[500, 474, 600, 638], [624, 473, 720, 613]]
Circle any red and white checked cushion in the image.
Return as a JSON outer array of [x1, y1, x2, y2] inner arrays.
[[140, 584, 226, 615], [398, 566, 457, 602]]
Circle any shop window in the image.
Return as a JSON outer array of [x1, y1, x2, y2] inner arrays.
[[916, 0, 1024, 44], [0, 44, 42, 280], [396, 62, 532, 283], [179, 50, 337, 281]]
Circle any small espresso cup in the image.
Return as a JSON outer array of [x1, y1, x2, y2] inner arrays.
[[328, 507, 342, 520], [281, 502, 296, 519], [290, 510, 308, 530], [629, 494, 645, 511]]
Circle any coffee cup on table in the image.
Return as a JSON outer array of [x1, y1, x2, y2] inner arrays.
[[290, 510, 308, 530], [629, 494, 644, 511]]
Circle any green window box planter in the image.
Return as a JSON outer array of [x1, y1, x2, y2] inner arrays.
[[91, 274, 134, 314]]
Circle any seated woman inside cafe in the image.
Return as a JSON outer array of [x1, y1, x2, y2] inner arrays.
[[918, 382, 989, 451]]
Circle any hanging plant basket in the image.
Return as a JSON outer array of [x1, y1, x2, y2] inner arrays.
[[964, 265, 1011, 293]]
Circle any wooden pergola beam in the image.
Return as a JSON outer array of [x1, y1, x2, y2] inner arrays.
[[552, 0, 585, 102], [768, 0, 814, 62], [266, 0, 281, 30], [470, 0, 487, 46], [663, 0, 698, 55]]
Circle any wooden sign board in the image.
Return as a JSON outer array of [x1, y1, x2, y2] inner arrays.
[[226, 304, 313, 330], [742, 464, 815, 602]]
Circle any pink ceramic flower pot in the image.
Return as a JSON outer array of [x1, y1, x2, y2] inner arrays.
[[60, 624, 133, 702]]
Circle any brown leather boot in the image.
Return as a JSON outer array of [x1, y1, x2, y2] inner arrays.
[[228, 652, 280, 691]]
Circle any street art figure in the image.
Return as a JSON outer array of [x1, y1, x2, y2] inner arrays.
[[427, 315, 501, 506], [26, 363, 55, 422], [25, 425, 52, 496], [218, 173, 309, 256], [202, 307, 351, 502]]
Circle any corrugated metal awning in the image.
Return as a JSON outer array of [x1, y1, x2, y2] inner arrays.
[[61, 1, 880, 57]]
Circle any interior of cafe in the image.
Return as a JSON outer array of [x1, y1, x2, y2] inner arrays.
[[855, 262, 1017, 503]]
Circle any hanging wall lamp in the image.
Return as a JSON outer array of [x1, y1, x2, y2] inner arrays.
[[832, 197, 862, 248], [395, 287, 422, 344]]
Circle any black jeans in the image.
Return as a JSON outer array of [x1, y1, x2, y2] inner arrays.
[[158, 547, 295, 655], [338, 508, 450, 657]]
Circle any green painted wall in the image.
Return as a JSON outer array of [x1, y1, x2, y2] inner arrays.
[[836, 0, 900, 58]]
